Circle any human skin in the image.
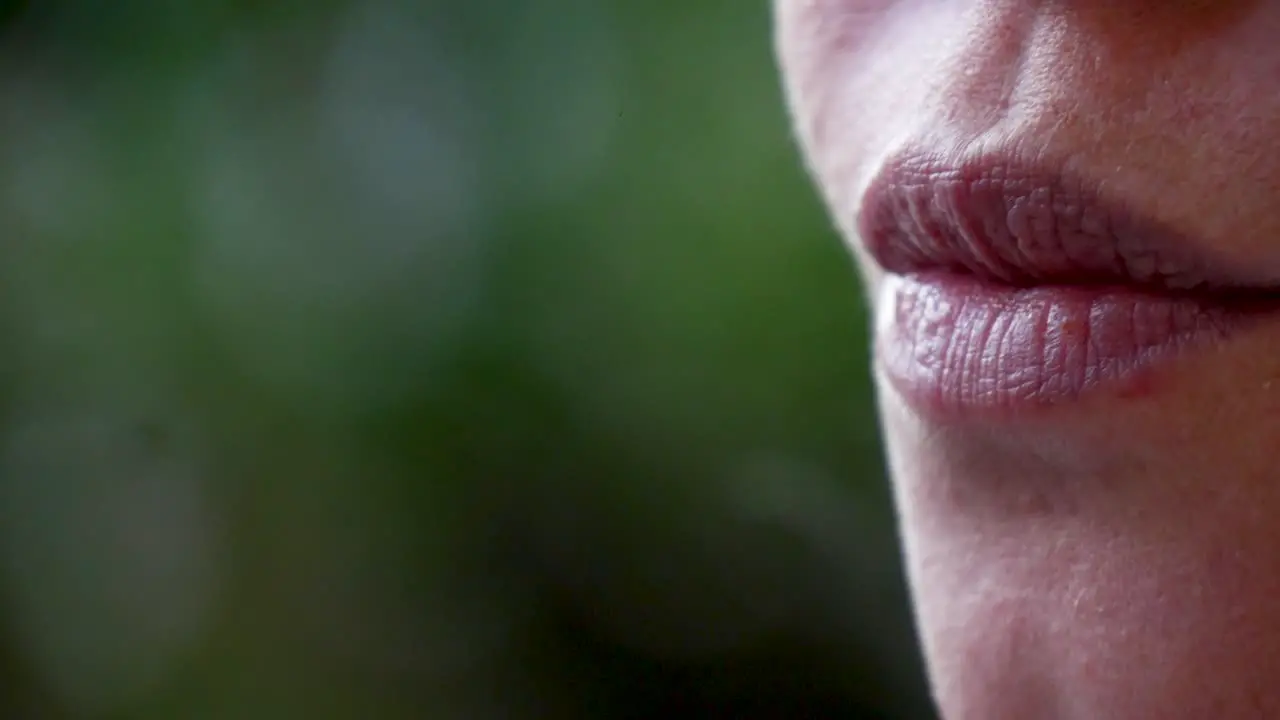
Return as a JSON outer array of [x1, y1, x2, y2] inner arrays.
[[774, 2, 1280, 718]]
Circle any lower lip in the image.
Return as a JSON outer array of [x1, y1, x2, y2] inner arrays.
[[876, 273, 1273, 416]]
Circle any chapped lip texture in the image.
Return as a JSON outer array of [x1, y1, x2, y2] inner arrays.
[[858, 151, 1280, 415]]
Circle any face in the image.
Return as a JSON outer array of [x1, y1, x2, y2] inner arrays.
[[775, 2, 1280, 718]]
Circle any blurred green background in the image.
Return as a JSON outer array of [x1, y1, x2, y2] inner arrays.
[[0, 1, 932, 717]]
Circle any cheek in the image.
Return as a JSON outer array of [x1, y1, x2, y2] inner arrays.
[[774, 1, 928, 237], [774, 0, 903, 130]]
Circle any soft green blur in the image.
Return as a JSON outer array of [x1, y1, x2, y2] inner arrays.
[[0, 1, 931, 718]]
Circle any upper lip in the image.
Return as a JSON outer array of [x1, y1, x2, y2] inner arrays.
[[857, 150, 1275, 294]]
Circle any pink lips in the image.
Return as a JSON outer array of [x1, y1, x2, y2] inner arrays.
[[859, 153, 1280, 415]]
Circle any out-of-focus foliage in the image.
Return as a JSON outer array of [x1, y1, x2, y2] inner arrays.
[[0, 1, 932, 718]]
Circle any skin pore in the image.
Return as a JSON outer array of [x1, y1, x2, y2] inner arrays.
[[775, 1, 1280, 718]]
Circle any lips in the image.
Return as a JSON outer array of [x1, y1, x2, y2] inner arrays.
[[859, 151, 1280, 416]]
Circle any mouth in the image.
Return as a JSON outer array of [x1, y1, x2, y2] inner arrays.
[[858, 150, 1280, 416]]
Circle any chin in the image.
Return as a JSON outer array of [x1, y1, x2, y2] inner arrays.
[[876, 376, 1280, 718]]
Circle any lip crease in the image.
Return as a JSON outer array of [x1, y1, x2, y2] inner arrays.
[[859, 150, 1280, 416]]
